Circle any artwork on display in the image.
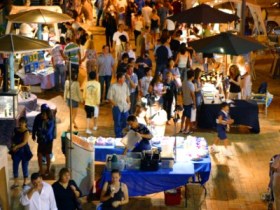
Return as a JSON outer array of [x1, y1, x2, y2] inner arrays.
[[23, 51, 45, 73]]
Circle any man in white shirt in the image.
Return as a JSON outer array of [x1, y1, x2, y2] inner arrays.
[[141, 3, 152, 27], [146, 101, 167, 137], [112, 24, 129, 60], [107, 72, 130, 138], [116, 0, 127, 10], [20, 173, 57, 210]]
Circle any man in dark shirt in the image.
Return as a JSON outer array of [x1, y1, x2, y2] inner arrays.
[[126, 115, 153, 152], [155, 37, 169, 74], [116, 53, 129, 74]]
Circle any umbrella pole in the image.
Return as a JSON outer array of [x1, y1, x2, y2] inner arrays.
[[9, 54, 14, 90], [38, 24, 42, 40], [66, 57, 73, 173]]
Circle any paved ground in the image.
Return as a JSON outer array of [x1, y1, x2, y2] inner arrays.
[[7, 28, 280, 210]]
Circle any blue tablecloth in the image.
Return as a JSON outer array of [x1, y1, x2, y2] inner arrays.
[[95, 146, 125, 161], [193, 156, 211, 185], [198, 100, 260, 133], [101, 162, 195, 197]]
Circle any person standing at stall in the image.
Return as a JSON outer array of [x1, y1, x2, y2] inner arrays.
[[126, 115, 153, 152], [107, 72, 131, 138], [228, 64, 241, 100], [51, 41, 66, 92]]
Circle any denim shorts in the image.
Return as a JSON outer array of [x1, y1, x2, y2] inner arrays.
[[183, 104, 193, 118], [67, 99, 79, 108]]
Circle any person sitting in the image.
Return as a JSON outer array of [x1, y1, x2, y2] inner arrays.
[[126, 115, 153, 152], [52, 168, 82, 210], [100, 169, 129, 210]]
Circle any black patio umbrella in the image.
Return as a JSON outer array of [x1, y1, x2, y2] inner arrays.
[[168, 4, 239, 24], [188, 32, 266, 55]]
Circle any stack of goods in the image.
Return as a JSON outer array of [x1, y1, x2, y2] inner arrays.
[[184, 136, 209, 161]]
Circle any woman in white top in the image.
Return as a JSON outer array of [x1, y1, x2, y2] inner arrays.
[[133, 11, 144, 46], [236, 56, 252, 100], [81, 38, 97, 77], [175, 46, 190, 82], [64, 73, 83, 130]]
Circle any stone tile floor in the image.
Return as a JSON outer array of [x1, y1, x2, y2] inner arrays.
[[7, 32, 280, 210]]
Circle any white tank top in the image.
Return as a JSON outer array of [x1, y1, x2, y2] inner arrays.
[[178, 54, 188, 68]]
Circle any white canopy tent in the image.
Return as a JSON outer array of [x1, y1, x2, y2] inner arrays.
[[5, 5, 65, 41], [197, 0, 267, 35]]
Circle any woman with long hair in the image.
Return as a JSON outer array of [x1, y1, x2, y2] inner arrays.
[[236, 56, 252, 100], [228, 64, 241, 100], [148, 72, 166, 102], [100, 169, 129, 210], [175, 45, 190, 82], [10, 116, 32, 189]]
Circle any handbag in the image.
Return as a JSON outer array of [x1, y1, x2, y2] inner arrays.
[[140, 150, 159, 171], [24, 144, 33, 161]]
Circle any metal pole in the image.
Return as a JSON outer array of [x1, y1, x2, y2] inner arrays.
[[66, 54, 73, 172]]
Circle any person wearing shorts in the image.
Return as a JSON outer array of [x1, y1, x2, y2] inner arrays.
[[181, 70, 196, 134], [83, 71, 101, 134], [211, 102, 234, 156], [32, 108, 55, 176]]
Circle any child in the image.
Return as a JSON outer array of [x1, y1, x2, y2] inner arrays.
[[211, 102, 234, 156]]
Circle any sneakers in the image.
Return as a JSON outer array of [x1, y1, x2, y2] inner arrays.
[[223, 148, 233, 157], [210, 145, 219, 153], [93, 126, 98, 131], [86, 129, 92, 134], [51, 155, 56, 163]]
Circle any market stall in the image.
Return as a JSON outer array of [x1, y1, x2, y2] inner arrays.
[[62, 134, 211, 202], [198, 99, 260, 133], [16, 67, 55, 90]]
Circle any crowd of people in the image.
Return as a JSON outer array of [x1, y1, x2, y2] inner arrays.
[[8, 0, 269, 209]]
